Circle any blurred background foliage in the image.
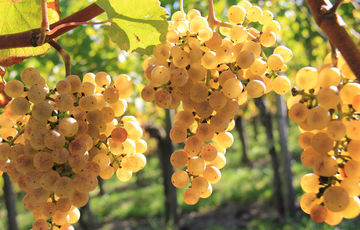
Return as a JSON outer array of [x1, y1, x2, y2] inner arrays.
[[1, 0, 360, 229]]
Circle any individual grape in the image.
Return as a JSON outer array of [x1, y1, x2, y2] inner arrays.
[[300, 173, 320, 193], [190, 82, 209, 103], [341, 177, 360, 197], [174, 110, 195, 127], [203, 165, 221, 184], [99, 167, 115, 180], [326, 120, 346, 141], [310, 204, 328, 223], [259, 31, 276, 47], [344, 160, 360, 179], [79, 95, 97, 111], [238, 0, 252, 10], [196, 123, 214, 142], [4, 80, 24, 98], [341, 197, 360, 219], [340, 83, 360, 104], [153, 44, 170, 61], [95, 72, 111, 87], [209, 153, 226, 169], [27, 85, 46, 104], [198, 26, 213, 42], [236, 50, 255, 69], [209, 91, 227, 111], [263, 20, 281, 35], [103, 87, 119, 104], [192, 177, 209, 195], [71, 190, 89, 207], [295, 67, 318, 90], [122, 139, 136, 155], [116, 168, 132, 182], [200, 144, 217, 162], [32, 219, 48, 230], [109, 99, 127, 117], [170, 125, 188, 143], [44, 130, 65, 150], [325, 210, 343, 225], [230, 25, 248, 43], [323, 186, 350, 212], [54, 93, 74, 112], [273, 46, 293, 63], [313, 155, 338, 177], [317, 86, 340, 109], [242, 41, 262, 58], [267, 54, 284, 71], [300, 193, 319, 214], [201, 51, 218, 69], [58, 117, 78, 137], [306, 106, 330, 130], [188, 157, 205, 176], [318, 67, 341, 87], [32, 101, 54, 121], [171, 170, 189, 188], [173, 49, 190, 68], [246, 80, 266, 98], [214, 132, 234, 149], [154, 89, 172, 108], [170, 150, 188, 169], [344, 120, 360, 140], [301, 147, 320, 168], [21, 68, 41, 86], [227, 5, 246, 24], [66, 75, 82, 93], [183, 187, 200, 205], [170, 68, 189, 87], [184, 136, 203, 157], [189, 16, 208, 33], [56, 80, 72, 94], [249, 59, 267, 76], [80, 81, 96, 96], [311, 132, 334, 154], [210, 113, 229, 133], [10, 97, 30, 115], [222, 78, 243, 99], [271, 75, 291, 94], [247, 5, 262, 22], [289, 103, 308, 123]]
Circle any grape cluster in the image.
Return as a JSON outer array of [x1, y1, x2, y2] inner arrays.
[[141, 0, 292, 204], [0, 68, 147, 229], [288, 54, 360, 225]]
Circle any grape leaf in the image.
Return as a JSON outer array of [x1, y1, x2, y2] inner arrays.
[[96, 0, 168, 55], [0, 0, 60, 67]]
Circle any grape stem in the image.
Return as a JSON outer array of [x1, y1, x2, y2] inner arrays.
[[0, 3, 104, 50], [38, 0, 50, 46], [207, 0, 233, 29], [49, 40, 71, 76], [306, 0, 360, 80], [179, 0, 185, 20]]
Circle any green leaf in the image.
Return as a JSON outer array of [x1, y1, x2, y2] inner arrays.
[[0, 0, 60, 66], [97, 0, 168, 55]]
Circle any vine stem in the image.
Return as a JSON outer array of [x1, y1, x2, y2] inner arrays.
[[207, 0, 216, 29], [179, 0, 185, 20], [49, 40, 71, 76], [305, 0, 360, 80], [207, 0, 232, 29], [38, 0, 50, 45], [0, 3, 104, 50]]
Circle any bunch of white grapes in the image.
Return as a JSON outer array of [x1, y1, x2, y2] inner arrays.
[[141, 0, 292, 205], [0, 67, 147, 230], [288, 53, 360, 225]]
